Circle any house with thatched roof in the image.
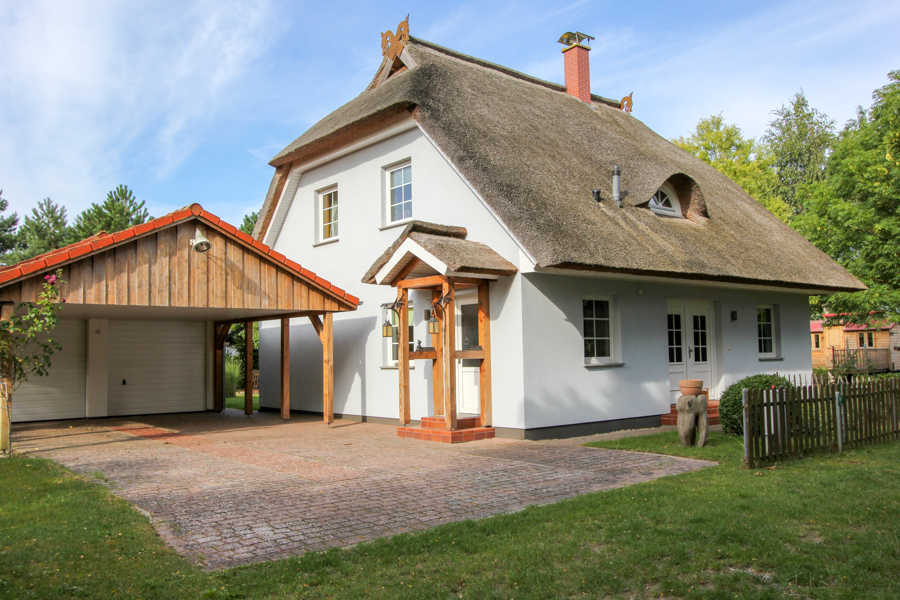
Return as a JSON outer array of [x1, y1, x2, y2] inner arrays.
[[252, 20, 864, 440]]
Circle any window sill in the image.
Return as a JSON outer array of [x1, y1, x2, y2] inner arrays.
[[380, 365, 415, 370], [584, 361, 625, 369], [313, 237, 339, 247], [758, 356, 784, 362], [379, 218, 414, 231]]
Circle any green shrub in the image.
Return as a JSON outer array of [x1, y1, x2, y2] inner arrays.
[[224, 358, 241, 398], [719, 373, 793, 435]]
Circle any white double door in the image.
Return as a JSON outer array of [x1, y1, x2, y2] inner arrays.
[[455, 292, 481, 415], [667, 300, 715, 402]]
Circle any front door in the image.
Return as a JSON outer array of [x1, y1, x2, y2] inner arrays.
[[667, 301, 715, 402], [456, 295, 481, 415]]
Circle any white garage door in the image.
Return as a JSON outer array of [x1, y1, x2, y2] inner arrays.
[[12, 319, 86, 422], [107, 320, 207, 416]]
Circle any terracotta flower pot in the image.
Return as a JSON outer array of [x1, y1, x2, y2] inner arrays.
[[678, 379, 703, 396]]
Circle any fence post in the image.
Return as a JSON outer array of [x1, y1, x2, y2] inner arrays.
[[742, 389, 749, 464], [835, 388, 844, 454]]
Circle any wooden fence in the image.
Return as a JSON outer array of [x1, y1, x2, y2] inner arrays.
[[743, 378, 900, 466], [832, 348, 891, 372]]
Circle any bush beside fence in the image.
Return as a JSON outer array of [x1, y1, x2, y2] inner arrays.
[[743, 378, 900, 467]]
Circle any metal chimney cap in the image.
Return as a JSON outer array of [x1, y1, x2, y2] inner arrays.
[[558, 31, 594, 47]]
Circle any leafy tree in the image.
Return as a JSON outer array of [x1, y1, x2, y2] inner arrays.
[[240, 212, 258, 236], [69, 185, 151, 242], [7, 198, 69, 263], [227, 323, 258, 390], [763, 92, 836, 213], [0, 191, 20, 261], [1, 270, 66, 454], [794, 71, 900, 322], [674, 114, 790, 221]]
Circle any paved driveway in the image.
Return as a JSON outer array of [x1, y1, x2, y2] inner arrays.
[[14, 411, 711, 570]]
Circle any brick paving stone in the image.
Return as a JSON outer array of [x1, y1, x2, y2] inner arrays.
[[13, 412, 712, 570]]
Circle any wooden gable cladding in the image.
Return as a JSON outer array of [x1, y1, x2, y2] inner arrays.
[[0, 218, 351, 313]]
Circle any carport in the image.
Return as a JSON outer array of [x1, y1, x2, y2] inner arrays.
[[0, 203, 358, 427]]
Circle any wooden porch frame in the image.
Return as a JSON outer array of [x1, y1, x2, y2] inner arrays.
[[393, 277, 492, 430]]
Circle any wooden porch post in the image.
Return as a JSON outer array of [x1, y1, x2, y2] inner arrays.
[[322, 313, 334, 424], [431, 288, 444, 417], [442, 281, 457, 430], [398, 288, 410, 425], [244, 321, 254, 416], [280, 317, 290, 419], [478, 283, 492, 428]]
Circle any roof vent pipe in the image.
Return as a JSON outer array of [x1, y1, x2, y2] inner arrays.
[[612, 165, 622, 208], [591, 189, 601, 203]]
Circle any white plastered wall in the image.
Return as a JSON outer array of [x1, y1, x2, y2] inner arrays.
[[259, 125, 528, 428], [520, 273, 813, 429]]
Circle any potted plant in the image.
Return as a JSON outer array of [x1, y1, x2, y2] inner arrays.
[[678, 379, 703, 396]]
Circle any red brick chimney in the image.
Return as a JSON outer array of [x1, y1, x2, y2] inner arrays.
[[558, 32, 594, 103]]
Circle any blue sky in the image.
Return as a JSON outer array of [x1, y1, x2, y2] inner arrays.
[[1, 0, 898, 229]]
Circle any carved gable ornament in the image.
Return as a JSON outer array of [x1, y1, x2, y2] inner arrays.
[[382, 15, 410, 59]]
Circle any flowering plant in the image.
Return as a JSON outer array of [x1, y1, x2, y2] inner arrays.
[[1, 269, 66, 453]]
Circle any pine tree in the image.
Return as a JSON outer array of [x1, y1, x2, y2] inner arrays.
[[240, 211, 258, 236], [9, 198, 69, 262], [0, 190, 21, 263], [69, 185, 151, 242]]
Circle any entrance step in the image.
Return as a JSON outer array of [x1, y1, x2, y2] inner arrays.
[[397, 425, 495, 443], [420, 415, 481, 430], [661, 398, 720, 427]]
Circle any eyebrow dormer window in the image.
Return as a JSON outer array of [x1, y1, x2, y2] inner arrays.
[[649, 184, 682, 218]]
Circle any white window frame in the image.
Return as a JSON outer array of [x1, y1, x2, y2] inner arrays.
[[648, 183, 683, 218], [382, 303, 414, 368], [383, 160, 413, 227], [583, 295, 621, 366], [314, 185, 339, 245], [813, 333, 821, 349], [757, 304, 780, 359]]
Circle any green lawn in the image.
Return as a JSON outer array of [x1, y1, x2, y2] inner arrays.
[[1, 431, 899, 599], [224, 394, 259, 411]]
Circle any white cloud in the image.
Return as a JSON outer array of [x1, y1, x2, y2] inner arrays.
[[0, 0, 280, 217]]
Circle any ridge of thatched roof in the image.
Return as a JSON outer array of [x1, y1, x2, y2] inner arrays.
[[256, 37, 865, 293]]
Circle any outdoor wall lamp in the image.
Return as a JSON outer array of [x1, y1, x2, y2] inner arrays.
[[427, 310, 439, 335], [428, 294, 453, 335], [190, 228, 212, 253], [381, 300, 404, 338]]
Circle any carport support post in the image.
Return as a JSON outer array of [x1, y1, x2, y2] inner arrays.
[[478, 283, 492, 428], [322, 314, 334, 424], [244, 321, 253, 416], [280, 317, 290, 419], [213, 323, 229, 413]]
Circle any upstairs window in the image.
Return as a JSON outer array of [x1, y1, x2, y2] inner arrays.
[[648, 184, 682, 218], [321, 189, 338, 240], [388, 164, 412, 223]]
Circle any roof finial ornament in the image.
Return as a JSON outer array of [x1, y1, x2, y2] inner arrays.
[[382, 15, 410, 59], [620, 92, 633, 113]]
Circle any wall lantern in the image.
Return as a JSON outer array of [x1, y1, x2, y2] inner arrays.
[[190, 228, 212, 253], [427, 309, 440, 335], [381, 300, 404, 338]]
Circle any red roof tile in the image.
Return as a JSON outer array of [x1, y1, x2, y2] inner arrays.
[[810, 321, 823, 333]]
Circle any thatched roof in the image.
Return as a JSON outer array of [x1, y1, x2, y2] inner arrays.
[[362, 221, 518, 284], [256, 37, 864, 293]]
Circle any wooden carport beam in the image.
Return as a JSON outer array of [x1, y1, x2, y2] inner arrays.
[[244, 321, 253, 416], [309, 314, 334, 424], [280, 317, 290, 419]]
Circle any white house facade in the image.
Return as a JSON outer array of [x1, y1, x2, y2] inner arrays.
[[253, 28, 865, 439]]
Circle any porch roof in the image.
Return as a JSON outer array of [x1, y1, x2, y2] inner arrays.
[[362, 221, 517, 286]]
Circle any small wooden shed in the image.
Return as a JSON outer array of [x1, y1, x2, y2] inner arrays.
[[0, 204, 358, 424]]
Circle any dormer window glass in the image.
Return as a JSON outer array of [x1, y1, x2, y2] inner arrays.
[[389, 165, 412, 223], [649, 184, 682, 218]]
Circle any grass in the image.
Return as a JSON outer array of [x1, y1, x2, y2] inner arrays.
[[224, 393, 259, 411], [1, 432, 900, 599]]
